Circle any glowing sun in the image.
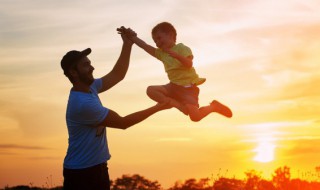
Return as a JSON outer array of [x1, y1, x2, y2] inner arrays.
[[253, 141, 275, 163]]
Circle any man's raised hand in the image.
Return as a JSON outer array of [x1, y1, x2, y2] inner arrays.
[[117, 26, 137, 38]]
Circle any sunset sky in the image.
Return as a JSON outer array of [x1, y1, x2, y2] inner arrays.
[[1, 0, 320, 188]]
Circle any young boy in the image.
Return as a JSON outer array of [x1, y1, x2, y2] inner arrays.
[[121, 22, 232, 122]]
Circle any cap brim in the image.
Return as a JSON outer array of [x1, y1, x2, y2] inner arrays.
[[80, 48, 91, 57]]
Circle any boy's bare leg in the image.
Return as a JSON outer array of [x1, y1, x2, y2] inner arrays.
[[186, 100, 232, 122], [167, 98, 188, 115], [147, 85, 188, 115], [186, 104, 212, 122]]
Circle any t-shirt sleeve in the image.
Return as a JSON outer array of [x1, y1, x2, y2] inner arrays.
[[77, 99, 109, 126], [154, 48, 163, 61], [155, 44, 193, 61], [91, 78, 103, 94], [70, 79, 109, 126], [177, 43, 193, 57]]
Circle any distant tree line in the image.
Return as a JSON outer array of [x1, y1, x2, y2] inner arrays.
[[4, 166, 320, 190]]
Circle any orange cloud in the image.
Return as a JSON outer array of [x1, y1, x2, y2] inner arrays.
[[0, 144, 49, 150]]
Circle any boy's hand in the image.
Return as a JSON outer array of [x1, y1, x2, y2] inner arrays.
[[125, 28, 137, 38], [163, 48, 193, 68], [163, 49, 179, 58], [117, 26, 137, 38], [117, 26, 135, 45]]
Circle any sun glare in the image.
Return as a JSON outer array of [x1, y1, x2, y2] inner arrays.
[[253, 141, 276, 163]]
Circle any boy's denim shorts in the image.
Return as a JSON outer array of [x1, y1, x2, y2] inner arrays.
[[163, 82, 199, 107]]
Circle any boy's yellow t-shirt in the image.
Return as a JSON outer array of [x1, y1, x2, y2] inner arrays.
[[155, 43, 206, 86]]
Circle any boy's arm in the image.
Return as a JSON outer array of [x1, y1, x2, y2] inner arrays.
[[130, 35, 157, 58], [121, 27, 156, 57], [164, 49, 193, 68]]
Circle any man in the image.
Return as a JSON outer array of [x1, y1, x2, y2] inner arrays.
[[60, 27, 170, 190]]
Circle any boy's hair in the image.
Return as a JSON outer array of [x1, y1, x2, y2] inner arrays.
[[152, 22, 177, 42]]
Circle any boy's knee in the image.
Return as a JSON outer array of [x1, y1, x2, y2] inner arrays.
[[188, 112, 201, 122], [146, 85, 164, 95], [146, 86, 154, 96], [189, 115, 201, 122], [187, 106, 201, 122]]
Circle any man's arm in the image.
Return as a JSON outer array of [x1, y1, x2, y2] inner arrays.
[[98, 102, 171, 130], [99, 28, 134, 93]]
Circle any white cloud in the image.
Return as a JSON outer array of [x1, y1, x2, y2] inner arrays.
[[238, 120, 315, 130]]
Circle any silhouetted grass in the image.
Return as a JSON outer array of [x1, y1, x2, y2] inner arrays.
[[3, 166, 320, 190]]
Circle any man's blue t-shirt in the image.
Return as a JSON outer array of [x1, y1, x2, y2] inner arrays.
[[63, 79, 110, 169]]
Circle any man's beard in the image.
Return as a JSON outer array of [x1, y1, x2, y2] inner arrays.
[[79, 72, 94, 86]]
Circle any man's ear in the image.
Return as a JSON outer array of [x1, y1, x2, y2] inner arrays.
[[69, 68, 78, 78]]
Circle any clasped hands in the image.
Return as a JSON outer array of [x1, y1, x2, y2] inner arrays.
[[117, 26, 137, 39]]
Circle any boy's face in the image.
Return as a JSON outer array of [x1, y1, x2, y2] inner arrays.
[[152, 30, 175, 50]]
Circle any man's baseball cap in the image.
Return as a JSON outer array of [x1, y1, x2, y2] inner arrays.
[[61, 48, 91, 76]]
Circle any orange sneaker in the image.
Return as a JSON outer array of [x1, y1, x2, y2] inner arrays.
[[210, 100, 232, 118]]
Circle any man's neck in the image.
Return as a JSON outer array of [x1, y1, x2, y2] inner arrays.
[[72, 82, 90, 93]]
